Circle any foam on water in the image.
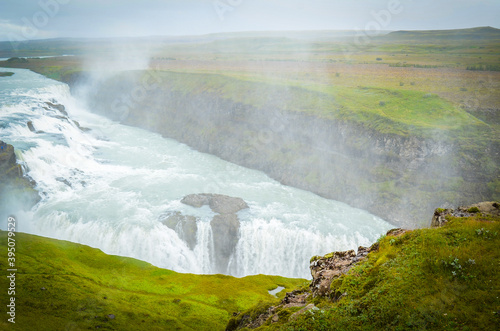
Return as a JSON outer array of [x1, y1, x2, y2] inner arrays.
[[0, 68, 393, 278]]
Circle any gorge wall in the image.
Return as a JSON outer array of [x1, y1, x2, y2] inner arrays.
[[77, 71, 497, 228], [0, 141, 40, 217]]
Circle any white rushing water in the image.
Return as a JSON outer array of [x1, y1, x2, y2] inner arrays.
[[0, 68, 393, 279]]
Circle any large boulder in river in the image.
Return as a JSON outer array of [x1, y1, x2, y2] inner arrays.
[[181, 193, 248, 214], [27, 121, 36, 132], [181, 193, 249, 273]]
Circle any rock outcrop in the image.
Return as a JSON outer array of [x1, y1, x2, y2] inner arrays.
[[45, 101, 66, 113], [228, 228, 409, 330], [160, 193, 249, 274], [431, 201, 500, 227], [181, 193, 248, 214], [227, 289, 312, 331], [159, 211, 198, 250], [210, 213, 240, 271], [0, 140, 40, 215], [181, 193, 248, 273], [0, 141, 16, 168], [310, 247, 372, 298], [309, 228, 409, 298], [27, 121, 36, 132]]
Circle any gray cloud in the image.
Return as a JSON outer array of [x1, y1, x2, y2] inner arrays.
[[0, 0, 499, 41]]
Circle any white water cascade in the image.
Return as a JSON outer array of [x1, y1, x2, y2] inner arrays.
[[0, 68, 393, 279]]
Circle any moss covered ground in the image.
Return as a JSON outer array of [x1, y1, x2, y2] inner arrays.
[[235, 211, 500, 330], [0, 232, 305, 330]]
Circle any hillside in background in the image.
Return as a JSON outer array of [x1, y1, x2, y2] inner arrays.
[[384, 26, 500, 41]]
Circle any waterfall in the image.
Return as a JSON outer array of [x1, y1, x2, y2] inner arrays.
[[0, 68, 393, 279]]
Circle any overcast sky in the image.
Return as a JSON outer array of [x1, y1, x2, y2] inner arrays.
[[1, 0, 499, 41]]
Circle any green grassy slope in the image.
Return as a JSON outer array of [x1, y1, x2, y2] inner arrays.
[[0, 232, 305, 330], [151, 70, 490, 139], [233, 209, 500, 330]]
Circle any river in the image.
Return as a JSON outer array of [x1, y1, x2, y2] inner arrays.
[[0, 68, 392, 278]]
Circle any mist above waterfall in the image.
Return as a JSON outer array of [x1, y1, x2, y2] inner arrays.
[[73, 32, 479, 230]]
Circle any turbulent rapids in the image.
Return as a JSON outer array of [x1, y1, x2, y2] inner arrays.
[[0, 68, 392, 279]]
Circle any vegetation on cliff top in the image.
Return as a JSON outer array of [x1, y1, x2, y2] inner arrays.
[[1, 30, 497, 146], [231, 208, 500, 330], [148, 70, 489, 140], [1, 28, 498, 139], [0, 232, 305, 330]]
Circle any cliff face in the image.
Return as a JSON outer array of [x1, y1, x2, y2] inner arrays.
[[81, 71, 496, 228], [0, 141, 40, 215]]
